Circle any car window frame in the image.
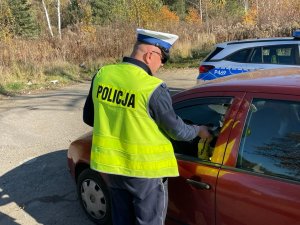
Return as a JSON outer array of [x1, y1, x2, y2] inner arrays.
[[172, 91, 245, 166], [223, 91, 300, 183], [204, 47, 225, 62], [236, 97, 300, 182]]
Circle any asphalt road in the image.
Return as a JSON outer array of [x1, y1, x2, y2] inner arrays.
[[0, 68, 198, 225]]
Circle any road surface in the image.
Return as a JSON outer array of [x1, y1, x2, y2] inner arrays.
[[0, 68, 198, 225]]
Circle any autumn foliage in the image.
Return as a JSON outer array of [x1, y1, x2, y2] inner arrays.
[[2, 0, 300, 94], [185, 8, 201, 25], [159, 6, 179, 23], [243, 7, 257, 26]]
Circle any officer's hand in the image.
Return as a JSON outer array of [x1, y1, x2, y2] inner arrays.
[[198, 125, 212, 140]]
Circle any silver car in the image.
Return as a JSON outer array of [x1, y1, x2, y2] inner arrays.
[[197, 30, 300, 83]]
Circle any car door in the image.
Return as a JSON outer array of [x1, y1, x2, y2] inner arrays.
[[216, 93, 300, 225], [166, 92, 245, 225]]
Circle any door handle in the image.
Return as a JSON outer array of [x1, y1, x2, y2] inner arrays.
[[186, 179, 211, 190]]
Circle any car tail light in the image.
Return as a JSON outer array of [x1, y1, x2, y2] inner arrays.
[[199, 65, 215, 74]]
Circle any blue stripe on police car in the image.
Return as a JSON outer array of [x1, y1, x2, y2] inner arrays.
[[198, 67, 251, 80]]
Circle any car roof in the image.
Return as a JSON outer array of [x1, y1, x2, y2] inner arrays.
[[174, 68, 300, 100], [217, 37, 298, 47]]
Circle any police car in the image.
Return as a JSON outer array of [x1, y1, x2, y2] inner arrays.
[[197, 30, 300, 83]]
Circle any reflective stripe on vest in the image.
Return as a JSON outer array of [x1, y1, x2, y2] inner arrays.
[[91, 63, 178, 178]]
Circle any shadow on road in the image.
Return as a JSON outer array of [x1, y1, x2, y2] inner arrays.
[[0, 150, 93, 225]]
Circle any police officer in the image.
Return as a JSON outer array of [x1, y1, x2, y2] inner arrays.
[[83, 28, 211, 225]]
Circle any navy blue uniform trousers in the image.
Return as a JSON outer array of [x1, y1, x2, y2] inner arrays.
[[105, 174, 168, 225]]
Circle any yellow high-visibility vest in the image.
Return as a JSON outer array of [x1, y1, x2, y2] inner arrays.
[[91, 63, 178, 178]]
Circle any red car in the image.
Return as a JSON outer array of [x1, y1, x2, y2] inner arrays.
[[68, 68, 300, 225]]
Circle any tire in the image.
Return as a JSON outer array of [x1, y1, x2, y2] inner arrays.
[[77, 169, 112, 225]]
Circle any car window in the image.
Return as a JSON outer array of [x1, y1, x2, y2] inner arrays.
[[262, 45, 297, 65], [226, 48, 253, 63], [250, 47, 262, 63], [172, 97, 233, 163], [204, 47, 224, 62], [226, 44, 299, 65], [237, 99, 300, 182]]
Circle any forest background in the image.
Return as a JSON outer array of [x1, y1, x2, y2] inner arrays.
[[1, 0, 300, 95]]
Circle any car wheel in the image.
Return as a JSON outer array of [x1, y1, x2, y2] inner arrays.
[[77, 169, 112, 225]]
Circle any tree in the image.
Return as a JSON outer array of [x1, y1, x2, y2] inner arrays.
[[38, 0, 71, 38], [57, 0, 61, 39], [64, 0, 86, 26], [0, 0, 15, 40], [243, 0, 249, 12], [90, 0, 112, 25], [159, 5, 179, 24], [185, 7, 201, 24], [173, 0, 186, 19], [8, 0, 40, 37], [41, 0, 53, 37], [186, 0, 204, 22], [105, 0, 163, 27]]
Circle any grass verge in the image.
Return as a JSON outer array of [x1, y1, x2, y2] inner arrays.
[[0, 61, 95, 97], [0, 53, 208, 97]]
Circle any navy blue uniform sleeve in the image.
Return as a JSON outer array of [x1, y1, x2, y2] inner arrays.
[[83, 77, 95, 127], [148, 83, 200, 141]]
